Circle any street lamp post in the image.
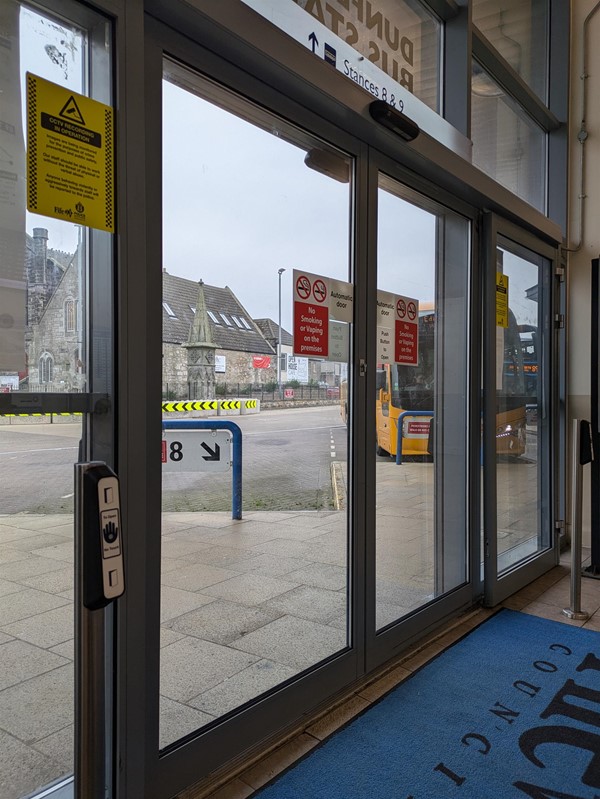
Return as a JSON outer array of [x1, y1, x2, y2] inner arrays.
[[277, 268, 286, 397]]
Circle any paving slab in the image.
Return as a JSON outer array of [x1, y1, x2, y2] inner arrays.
[[189, 659, 298, 717], [160, 696, 215, 749], [0, 588, 69, 625], [0, 663, 74, 741], [1, 605, 73, 649], [165, 599, 283, 645], [230, 615, 346, 670], [160, 586, 216, 623], [0, 640, 70, 691], [160, 636, 258, 702], [201, 573, 300, 606], [160, 563, 240, 592], [0, 729, 65, 799], [263, 585, 346, 625]]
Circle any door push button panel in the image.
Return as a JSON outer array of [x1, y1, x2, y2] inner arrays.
[[82, 464, 125, 610], [98, 475, 124, 600]]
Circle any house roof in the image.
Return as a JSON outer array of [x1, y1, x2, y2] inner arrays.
[[254, 318, 293, 347], [162, 272, 274, 355]]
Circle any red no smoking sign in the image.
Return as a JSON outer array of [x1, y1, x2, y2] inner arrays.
[[293, 269, 330, 357]]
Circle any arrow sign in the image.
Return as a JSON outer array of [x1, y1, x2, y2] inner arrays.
[[201, 442, 220, 461], [309, 32, 318, 53], [162, 430, 231, 472]]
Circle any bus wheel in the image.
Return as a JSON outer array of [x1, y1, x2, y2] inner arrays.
[[376, 445, 388, 457]]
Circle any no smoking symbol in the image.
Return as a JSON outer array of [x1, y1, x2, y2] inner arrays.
[[296, 275, 311, 300], [396, 299, 406, 319], [407, 301, 417, 321], [313, 279, 327, 304]]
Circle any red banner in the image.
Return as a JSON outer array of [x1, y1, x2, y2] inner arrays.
[[252, 355, 271, 369]]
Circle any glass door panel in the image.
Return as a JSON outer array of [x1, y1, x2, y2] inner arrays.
[[375, 176, 470, 631], [483, 220, 556, 606], [160, 62, 352, 749], [0, 2, 113, 798], [495, 240, 551, 573]]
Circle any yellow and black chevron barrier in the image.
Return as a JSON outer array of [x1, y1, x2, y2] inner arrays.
[[162, 400, 218, 413], [1, 412, 82, 417], [245, 399, 257, 409], [219, 400, 241, 411]]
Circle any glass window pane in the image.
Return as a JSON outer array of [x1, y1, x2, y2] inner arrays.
[[0, 2, 111, 798], [241, 0, 441, 112], [161, 63, 352, 749], [472, 0, 548, 102], [471, 61, 546, 212], [375, 177, 470, 630]]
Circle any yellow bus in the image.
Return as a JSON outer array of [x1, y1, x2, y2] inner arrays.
[[341, 308, 527, 460]]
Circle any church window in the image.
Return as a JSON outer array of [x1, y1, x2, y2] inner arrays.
[[39, 352, 54, 384], [220, 313, 233, 326], [64, 299, 78, 332], [207, 310, 220, 324], [162, 301, 176, 317]]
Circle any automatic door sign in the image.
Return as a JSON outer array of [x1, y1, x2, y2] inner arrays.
[[26, 73, 115, 233], [293, 269, 354, 359], [377, 289, 419, 366], [162, 430, 232, 472]]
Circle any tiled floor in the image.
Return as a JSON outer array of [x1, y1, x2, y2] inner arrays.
[[176, 549, 600, 799]]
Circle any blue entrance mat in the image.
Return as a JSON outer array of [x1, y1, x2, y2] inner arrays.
[[256, 610, 600, 799]]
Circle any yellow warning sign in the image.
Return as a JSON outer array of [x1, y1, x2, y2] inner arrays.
[[496, 272, 509, 328], [26, 73, 115, 233]]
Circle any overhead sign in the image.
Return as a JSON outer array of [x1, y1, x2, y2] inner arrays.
[[377, 289, 419, 366], [240, 0, 471, 159], [293, 269, 353, 359], [496, 272, 509, 328], [26, 73, 115, 233], [162, 430, 232, 472]]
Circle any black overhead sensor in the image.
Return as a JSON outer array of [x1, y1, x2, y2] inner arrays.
[[369, 100, 420, 142]]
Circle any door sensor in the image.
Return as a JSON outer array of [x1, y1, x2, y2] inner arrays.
[[369, 100, 420, 142]]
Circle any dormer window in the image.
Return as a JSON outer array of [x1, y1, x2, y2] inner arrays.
[[207, 310, 221, 324], [220, 313, 233, 326]]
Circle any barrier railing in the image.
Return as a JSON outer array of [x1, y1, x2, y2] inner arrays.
[[162, 419, 243, 520], [395, 410, 434, 465]]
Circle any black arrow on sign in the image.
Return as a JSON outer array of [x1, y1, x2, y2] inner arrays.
[[201, 442, 221, 461], [309, 32, 318, 53]]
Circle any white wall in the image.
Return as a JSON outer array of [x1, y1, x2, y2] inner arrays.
[[568, 1, 600, 540]]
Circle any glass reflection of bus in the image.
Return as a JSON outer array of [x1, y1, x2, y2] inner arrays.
[[340, 307, 528, 459]]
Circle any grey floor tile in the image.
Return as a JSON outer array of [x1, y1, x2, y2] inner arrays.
[[160, 563, 239, 592], [284, 562, 347, 591], [160, 538, 213, 559], [49, 639, 74, 660], [263, 585, 346, 625], [0, 588, 70, 625], [189, 658, 298, 717], [165, 599, 283, 645], [160, 585, 216, 623], [230, 615, 346, 670], [221, 552, 314, 577], [1, 605, 73, 649], [0, 579, 24, 598], [0, 640, 70, 690], [32, 724, 74, 771], [19, 567, 74, 595], [159, 696, 215, 750], [0, 663, 74, 741], [30, 543, 74, 564], [0, 729, 66, 799], [160, 636, 258, 702], [7, 532, 71, 552], [0, 549, 32, 566], [0, 556, 67, 582], [201, 573, 299, 606]]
